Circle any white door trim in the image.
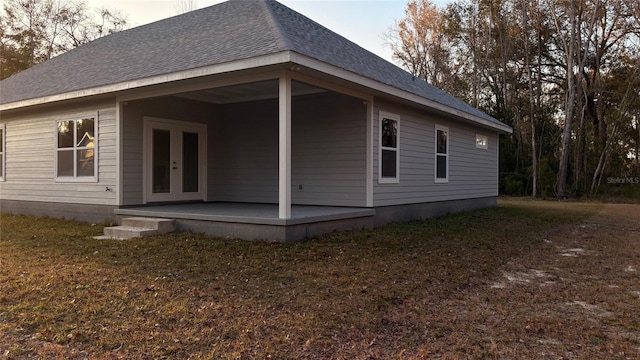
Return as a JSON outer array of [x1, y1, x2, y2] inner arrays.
[[143, 116, 207, 203]]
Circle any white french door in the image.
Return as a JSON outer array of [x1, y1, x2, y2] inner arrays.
[[143, 117, 207, 203]]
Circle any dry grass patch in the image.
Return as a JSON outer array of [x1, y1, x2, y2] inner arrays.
[[1, 200, 639, 359]]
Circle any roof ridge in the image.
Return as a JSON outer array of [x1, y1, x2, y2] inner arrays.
[[259, 0, 294, 51]]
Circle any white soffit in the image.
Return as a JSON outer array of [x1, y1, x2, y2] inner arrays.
[[172, 79, 325, 104]]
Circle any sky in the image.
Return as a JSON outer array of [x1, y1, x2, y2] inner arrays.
[[90, 0, 451, 63]]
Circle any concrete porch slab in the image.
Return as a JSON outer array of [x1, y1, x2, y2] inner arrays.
[[114, 203, 375, 226], [113, 203, 376, 241]]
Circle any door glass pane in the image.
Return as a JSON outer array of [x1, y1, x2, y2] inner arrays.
[[57, 150, 74, 177], [182, 131, 199, 193], [153, 129, 171, 193]]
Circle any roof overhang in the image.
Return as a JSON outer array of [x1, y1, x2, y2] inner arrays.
[[0, 51, 292, 112], [1, 50, 512, 134], [288, 53, 513, 134]]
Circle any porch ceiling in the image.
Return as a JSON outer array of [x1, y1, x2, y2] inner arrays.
[[172, 79, 325, 104]]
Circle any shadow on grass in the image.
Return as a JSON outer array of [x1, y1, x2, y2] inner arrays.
[[0, 200, 602, 359]]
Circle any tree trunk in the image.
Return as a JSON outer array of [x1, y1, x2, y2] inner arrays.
[[557, 0, 577, 199], [521, 0, 538, 197], [590, 124, 617, 196], [536, 4, 544, 193], [573, 103, 586, 193]]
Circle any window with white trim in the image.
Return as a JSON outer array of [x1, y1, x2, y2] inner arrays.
[[56, 117, 97, 180], [476, 134, 488, 149], [379, 112, 399, 183], [0, 124, 5, 181], [435, 125, 449, 183]]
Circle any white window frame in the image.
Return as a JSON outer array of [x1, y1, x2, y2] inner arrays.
[[435, 125, 449, 183], [0, 123, 5, 182], [378, 111, 400, 184], [476, 134, 488, 150], [55, 114, 98, 182]]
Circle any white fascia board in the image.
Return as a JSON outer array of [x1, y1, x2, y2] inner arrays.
[[0, 51, 293, 112], [289, 52, 513, 134]]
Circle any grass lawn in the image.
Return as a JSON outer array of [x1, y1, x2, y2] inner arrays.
[[1, 199, 639, 359]]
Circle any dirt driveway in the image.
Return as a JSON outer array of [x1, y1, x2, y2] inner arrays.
[[429, 203, 640, 359]]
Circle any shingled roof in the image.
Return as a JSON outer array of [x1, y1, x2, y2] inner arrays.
[[0, 0, 511, 132]]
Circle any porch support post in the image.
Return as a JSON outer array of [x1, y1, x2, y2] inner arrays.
[[115, 98, 123, 206], [366, 96, 374, 207], [278, 73, 292, 219]]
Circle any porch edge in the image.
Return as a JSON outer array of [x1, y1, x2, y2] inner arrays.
[[114, 207, 375, 226]]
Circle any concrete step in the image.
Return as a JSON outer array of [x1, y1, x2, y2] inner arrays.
[[121, 217, 175, 234], [101, 226, 159, 240], [95, 217, 175, 240]]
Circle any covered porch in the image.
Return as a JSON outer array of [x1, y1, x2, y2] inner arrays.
[[116, 69, 376, 240]]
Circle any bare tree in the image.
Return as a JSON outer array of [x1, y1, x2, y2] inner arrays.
[[174, 0, 199, 14], [590, 58, 640, 194], [551, 0, 578, 199], [1, 0, 127, 79], [386, 0, 453, 90], [520, 0, 539, 197], [386, 0, 640, 198]]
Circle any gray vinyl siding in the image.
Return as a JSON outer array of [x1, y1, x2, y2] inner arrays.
[[0, 99, 117, 205], [122, 91, 366, 207], [213, 92, 367, 206], [291, 92, 367, 206], [121, 96, 218, 205], [373, 99, 499, 207], [211, 99, 279, 203]]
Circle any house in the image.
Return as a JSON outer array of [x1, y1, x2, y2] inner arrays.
[[0, 0, 512, 241]]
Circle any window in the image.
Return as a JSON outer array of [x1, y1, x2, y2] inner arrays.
[[56, 117, 97, 180], [0, 124, 5, 181], [379, 112, 399, 183], [435, 125, 448, 183], [476, 134, 488, 149]]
